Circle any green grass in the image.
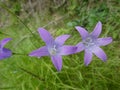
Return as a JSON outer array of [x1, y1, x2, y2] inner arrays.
[[0, 0, 120, 90]]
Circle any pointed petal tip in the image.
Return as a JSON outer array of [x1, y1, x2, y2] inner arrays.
[[84, 57, 91, 66], [29, 52, 34, 57], [106, 37, 112, 39], [98, 21, 102, 24], [98, 21, 102, 27], [2, 38, 12, 42], [37, 28, 54, 45], [97, 37, 113, 46], [75, 26, 80, 29], [28, 53, 32, 56], [57, 68, 62, 72], [51, 55, 62, 72], [106, 37, 113, 44], [109, 37, 113, 41], [84, 51, 93, 66], [92, 47, 107, 61], [62, 35, 71, 39], [103, 59, 107, 62], [38, 27, 44, 30], [0, 38, 12, 48], [101, 57, 107, 62], [75, 26, 88, 39], [91, 21, 102, 37], [96, 21, 102, 27], [6, 38, 12, 41], [38, 27, 46, 32], [66, 35, 71, 39], [75, 26, 84, 30], [28, 46, 49, 57], [29, 52, 41, 58], [84, 59, 92, 66], [75, 26, 80, 31], [65, 34, 71, 38], [85, 63, 89, 66]]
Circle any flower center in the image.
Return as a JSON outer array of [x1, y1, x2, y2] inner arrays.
[[49, 45, 58, 55], [83, 37, 96, 48]]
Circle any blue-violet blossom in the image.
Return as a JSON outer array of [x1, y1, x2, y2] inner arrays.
[[75, 21, 112, 65], [29, 28, 77, 71], [0, 38, 12, 60]]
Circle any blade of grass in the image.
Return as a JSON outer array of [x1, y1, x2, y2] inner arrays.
[[18, 67, 45, 82], [0, 2, 39, 48]]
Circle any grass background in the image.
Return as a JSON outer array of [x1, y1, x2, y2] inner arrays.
[[0, 0, 120, 90]]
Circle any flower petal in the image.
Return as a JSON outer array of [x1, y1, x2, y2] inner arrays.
[[92, 46, 107, 61], [51, 55, 62, 72], [75, 26, 88, 39], [29, 46, 49, 57], [76, 42, 85, 53], [97, 37, 112, 46], [0, 38, 12, 48], [0, 48, 12, 60], [60, 45, 77, 55], [38, 28, 54, 45], [55, 35, 70, 45], [84, 50, 93, 66], [91, 21, 102, 37]]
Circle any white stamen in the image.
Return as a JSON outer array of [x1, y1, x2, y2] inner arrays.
[[83, 37, 96, 48], [49, 45, 57, 55]]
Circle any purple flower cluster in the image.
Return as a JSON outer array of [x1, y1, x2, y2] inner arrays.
[[0, 21, 112, 72], [29, 28, 77, 71], [75, 21, 112, 65]]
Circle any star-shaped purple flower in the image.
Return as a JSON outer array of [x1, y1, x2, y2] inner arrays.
[[75, 21, 112, 65], [0, 38, 12, 60], [29, 28, 77, 71]]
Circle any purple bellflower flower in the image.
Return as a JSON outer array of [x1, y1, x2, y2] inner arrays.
[[29, 28, 77, 71], [75, 21, 112, 66], [0, 38, 12, 60]]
